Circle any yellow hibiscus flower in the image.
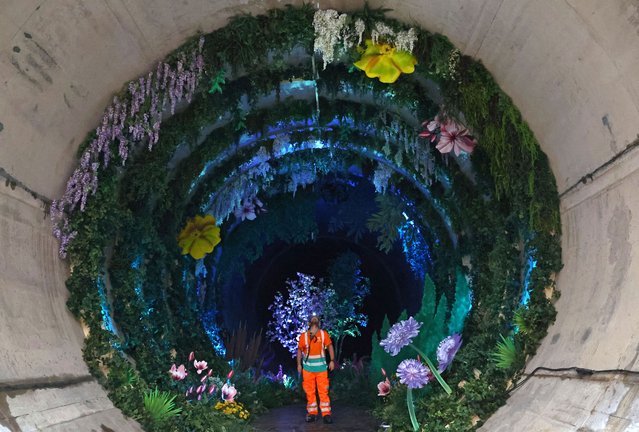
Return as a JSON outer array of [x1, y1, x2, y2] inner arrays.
[[354, 39, 417, 84], [177, 215, 221, 259]]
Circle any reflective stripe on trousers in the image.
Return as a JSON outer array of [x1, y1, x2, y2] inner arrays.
[[302, 369, 331, 416]]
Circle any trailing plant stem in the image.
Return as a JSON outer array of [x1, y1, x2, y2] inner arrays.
[[409, 343, 452, 395], [406, 387, 419, 431]]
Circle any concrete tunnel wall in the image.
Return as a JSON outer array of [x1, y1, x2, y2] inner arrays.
[[0, 0, 638, 430]]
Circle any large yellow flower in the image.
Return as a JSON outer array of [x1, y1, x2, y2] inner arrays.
[[354, 40, 417, 84], [177, 215, 221, 259]]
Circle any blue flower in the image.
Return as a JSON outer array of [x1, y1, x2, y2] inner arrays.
[[380, 317, 422, 356], [436, 334, 463, 372], [397, 359, 430, 389]]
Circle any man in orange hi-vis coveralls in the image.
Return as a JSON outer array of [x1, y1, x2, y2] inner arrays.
[[297, 315, 335, 424]]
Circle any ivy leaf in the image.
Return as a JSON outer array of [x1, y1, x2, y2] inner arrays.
[[234, 105, 247, 132], [208, 70, 226, 94], [366, 194, 405, 253]]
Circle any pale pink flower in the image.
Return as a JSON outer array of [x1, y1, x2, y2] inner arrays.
[[208, 385, 217, 395], [234, 200, 256, 221], [419, 116, 440, 142], [189, 351, 195, 362], [194, 360, 208, 374], [222, 383, 237, 402], [169, 364, 188, 381], [436, 120, 477, 156], [377, 378, 391, 396]]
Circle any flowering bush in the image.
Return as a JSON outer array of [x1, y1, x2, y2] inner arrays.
[[214, 401, 250, 420], [266, 271, 369, 359]]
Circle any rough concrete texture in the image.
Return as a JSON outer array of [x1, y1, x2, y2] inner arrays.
[[480, 137, 639, 431], [481, 375, 639, 431], [1, 381, 143, 432], [1, 0, 639, 431], [0, 185, 141, 431]]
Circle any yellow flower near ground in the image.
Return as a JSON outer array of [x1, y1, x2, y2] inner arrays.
[[177, 215, 221, 259], [354, 39, 417, 84], [214, 400, 250, 420]]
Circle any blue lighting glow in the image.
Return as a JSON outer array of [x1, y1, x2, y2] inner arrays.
[[201, 309, 226, 357], [97, 277, 116, 334], [398, 219, 431, 281], [520, 254, 538, 306]]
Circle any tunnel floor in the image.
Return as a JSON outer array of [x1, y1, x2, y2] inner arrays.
[[252, 404, 380, 431]]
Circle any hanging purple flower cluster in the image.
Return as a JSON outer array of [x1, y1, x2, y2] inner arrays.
[[51, 37, 206, 258]]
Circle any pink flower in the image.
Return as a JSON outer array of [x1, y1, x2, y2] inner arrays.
[[208, 384, 217, 395], [436, 121, 477, 156], [381, 368, 387, 377], [227, 370, 234, 380], [377, 378, 391, 396], [194, 360, 208, 374], [207, 369, 213, 377], [418, 116, 440, 142], [169, 364, 188, 381], [201, 374, 208, 382], [234, 200, 256, 221], [189, 351, 195, 362], [222, 383, 237, 402]]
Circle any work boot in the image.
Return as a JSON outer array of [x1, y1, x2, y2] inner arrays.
[[305, 414, 316, 423], [323, 415, 333, 424]]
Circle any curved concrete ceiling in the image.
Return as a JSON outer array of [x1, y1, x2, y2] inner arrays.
[[1, 1, 638, 430]]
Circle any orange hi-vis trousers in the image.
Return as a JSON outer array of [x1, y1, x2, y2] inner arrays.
[[302, 369, 331, 416]]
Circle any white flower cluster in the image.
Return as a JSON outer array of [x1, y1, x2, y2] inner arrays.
[[313, 9, 349, 69], [373, 163, 394, 194], [371, 22, 417, 52], [447, 48, 461, 81], [313, 9, 419, 69]]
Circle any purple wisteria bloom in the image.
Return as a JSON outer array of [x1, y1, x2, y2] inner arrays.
[[52, 37, 206, 258], [397, 359, 430, 389], [380, 316, 422, 356], [436, 334, 463, 372]]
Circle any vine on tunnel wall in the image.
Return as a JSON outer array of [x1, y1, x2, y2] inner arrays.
[[54, 4, 562, 431]]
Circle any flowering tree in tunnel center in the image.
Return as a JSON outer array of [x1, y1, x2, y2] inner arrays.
[[266, 253, 370, 363]]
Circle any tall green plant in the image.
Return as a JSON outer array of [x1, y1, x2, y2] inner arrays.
[[412, 275, 449, 357], [448, 269, 472, 335]]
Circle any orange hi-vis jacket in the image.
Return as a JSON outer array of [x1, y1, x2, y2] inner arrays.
[[298, 329, 332, 416]]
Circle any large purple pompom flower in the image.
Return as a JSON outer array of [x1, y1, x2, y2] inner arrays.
[[380, 317, 422, 356], [397, 359, 430, 389], [436, 334, 463, 372]]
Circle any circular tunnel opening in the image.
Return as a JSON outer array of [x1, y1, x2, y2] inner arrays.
[[46, 5, 563, 431]]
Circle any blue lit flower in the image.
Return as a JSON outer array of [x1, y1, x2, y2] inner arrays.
[[397, 359, 430, 389], [380, 316, 422, 356], [437, 334, 463, 372]]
